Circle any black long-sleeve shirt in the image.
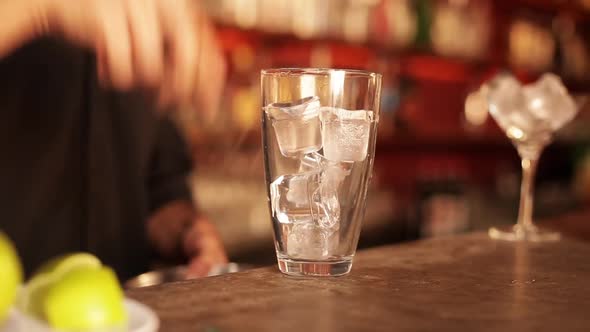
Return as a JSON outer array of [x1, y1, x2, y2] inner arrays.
[[0, 39, 193, 281]]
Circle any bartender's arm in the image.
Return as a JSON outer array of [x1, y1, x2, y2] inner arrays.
[[0, 0, 225, 113], [146, 119, 228, 278]]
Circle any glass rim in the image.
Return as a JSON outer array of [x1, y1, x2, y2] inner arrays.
[[261, 68, 382, 79]]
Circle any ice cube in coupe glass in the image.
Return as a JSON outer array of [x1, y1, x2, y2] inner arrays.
[[523, 73, 578, 131], [266, 96, 322, 158], [320, 107, 374, 162], [486, 75, 538, 134]]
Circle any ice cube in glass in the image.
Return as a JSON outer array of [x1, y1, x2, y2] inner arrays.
[[269, 168, 342, 229], [286, 223, 339, 260], [266, 96, 322, 158], [270, 171, 321, 224], [319, 107, 374, 162]]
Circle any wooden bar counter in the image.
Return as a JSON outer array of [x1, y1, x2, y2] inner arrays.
[[127, 232, 590, 331]]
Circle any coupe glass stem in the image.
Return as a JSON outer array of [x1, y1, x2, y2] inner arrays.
[[516, 147, 541, 230]]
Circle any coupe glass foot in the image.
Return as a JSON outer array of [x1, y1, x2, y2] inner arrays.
[[489, 224, 560, 242]]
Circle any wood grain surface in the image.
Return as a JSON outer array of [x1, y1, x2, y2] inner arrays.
[[127, 232, 590, 332]]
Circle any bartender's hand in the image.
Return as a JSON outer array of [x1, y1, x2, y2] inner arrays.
[[0, 0, 226, 114], [183, 216, 228, 278], [147, 201, 228, 277]]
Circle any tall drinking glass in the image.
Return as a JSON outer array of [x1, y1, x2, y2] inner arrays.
[[261, 69, 382, 277]]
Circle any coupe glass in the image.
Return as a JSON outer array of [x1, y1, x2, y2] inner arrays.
[[476, 73, 580, 242]]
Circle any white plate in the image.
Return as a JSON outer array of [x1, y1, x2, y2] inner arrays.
[[1, 309, 19, 332], [2, 298, 159, 332]]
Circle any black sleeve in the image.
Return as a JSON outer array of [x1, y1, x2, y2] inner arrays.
[[147, 118, 194, 213]]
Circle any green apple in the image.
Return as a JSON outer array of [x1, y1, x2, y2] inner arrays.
[[43, 266, 127, 330], [18, 252, 102, 320], [18, 252, 127, 330], [0, 231, 23, 322], [34, 252, 101, 276]]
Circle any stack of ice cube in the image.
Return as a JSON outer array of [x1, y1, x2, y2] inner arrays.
[[485, 73, 578, 142], [266, 96, 374, 260]]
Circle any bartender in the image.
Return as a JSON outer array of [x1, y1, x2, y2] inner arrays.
[[0, 0, 228, 280]]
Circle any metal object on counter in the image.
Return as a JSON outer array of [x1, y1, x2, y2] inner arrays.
[[125, 263, 255, 289]]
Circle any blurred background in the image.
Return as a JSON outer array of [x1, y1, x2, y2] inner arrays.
[[177, 0, 590, 266]]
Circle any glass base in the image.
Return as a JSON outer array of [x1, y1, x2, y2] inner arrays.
[[277, 258, 352, 277], [488, 224, 561, 242]]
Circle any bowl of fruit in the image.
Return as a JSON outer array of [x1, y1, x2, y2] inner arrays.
[[0, 232, 159, 332]]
